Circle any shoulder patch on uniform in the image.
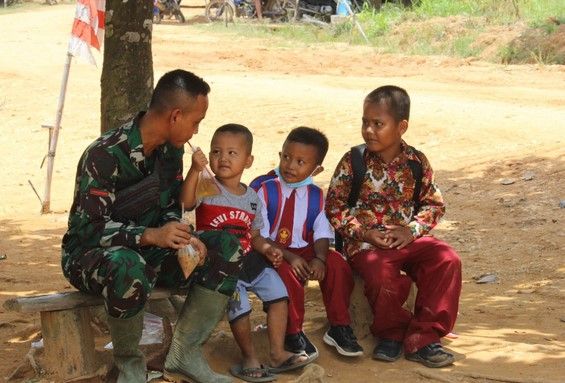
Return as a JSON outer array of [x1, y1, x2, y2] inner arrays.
[[89, 188, 110, 197]]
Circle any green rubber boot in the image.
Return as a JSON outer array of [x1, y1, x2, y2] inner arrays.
[[107, 310, 146, 383], [164, 285, 232, 383]]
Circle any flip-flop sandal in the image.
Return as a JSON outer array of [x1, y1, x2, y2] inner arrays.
[[229, 364, 276, 382], [268, 353, 312, 374]]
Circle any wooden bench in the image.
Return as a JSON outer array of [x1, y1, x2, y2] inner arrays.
[[3, 288, 182, 382], [4, 279, 414, 380], [349, 274, 417, 340]]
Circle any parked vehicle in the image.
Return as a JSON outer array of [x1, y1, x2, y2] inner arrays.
[[296, 0, 335, 21], [205, 0, 335, 23], [154, 0, 186, 24]]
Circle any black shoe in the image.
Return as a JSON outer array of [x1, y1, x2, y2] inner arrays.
[[323, 325, 364, 357], [284, 332, 306, 354], [300, 332, 319, 361], [405, 343, 454, 368], [372, 339, 403, 362], [285, 332, 319, 360]]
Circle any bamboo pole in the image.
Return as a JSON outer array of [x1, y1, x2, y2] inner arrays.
[[41, 53, 73, 214]]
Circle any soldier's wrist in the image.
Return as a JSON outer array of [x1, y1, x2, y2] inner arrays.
[[140, 227, 156, 246]]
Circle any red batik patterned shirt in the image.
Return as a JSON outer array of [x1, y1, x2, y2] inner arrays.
[[325, 141, 445, 258]]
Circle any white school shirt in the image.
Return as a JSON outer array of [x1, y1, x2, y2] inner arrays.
[[258, 181, 334, 248]]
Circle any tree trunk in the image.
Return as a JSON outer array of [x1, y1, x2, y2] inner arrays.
[[100, 0, 154, 134]]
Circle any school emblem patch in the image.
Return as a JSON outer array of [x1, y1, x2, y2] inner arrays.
[[277, 227, 291, 245]]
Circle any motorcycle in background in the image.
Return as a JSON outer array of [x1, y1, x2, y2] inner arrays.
[[205, 0, 278, 23], [205, 0, 334, 23], [296, 0, 334, 21], [154, 0, 186, 23]]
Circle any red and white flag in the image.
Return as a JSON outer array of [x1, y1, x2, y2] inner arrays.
[[67, 0, 106, 65]]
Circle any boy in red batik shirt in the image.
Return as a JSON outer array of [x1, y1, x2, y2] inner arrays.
[[326, 86, 462, 368]]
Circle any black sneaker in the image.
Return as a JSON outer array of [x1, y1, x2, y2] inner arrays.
[[284, 332, 306, 354], [372, 339, 403, 362], [323, 325, 364, 357], [300, 332, 319, 360], [405, 343, 454, 368], [285, 332, 319, 360]]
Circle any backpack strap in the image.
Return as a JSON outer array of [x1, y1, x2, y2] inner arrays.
[[302, 184, 323, 241], [335, 144, 367, 252], [261, 179, 283, 235], [407, 146, 424, 216], [348, 144, 367, 207], [250, 170, 277, 192]]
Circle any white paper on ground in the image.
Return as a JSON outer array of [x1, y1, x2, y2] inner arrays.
[[104, 312, 164, 350]]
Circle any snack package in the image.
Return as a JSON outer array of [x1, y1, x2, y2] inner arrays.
[[177, 243, 200, 279], [188, 141, 221, 199], [196, 169, 221, 199], [177, 211, 200, 279]]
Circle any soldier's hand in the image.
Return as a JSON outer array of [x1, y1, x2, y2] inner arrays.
[[189, 236, 208, 265], [141, 222, 192, 249]]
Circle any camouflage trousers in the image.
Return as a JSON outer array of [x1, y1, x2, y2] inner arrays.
[[62, 231, 243, 318]]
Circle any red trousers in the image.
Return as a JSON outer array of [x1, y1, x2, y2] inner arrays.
[[349, 236, 461, 353], [277, 247, 353, 335]]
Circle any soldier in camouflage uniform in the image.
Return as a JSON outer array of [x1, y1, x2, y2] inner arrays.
[[62, 70, 241, 383]]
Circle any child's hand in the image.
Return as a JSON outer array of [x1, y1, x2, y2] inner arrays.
[[264, 246, 284, 268], [287, 253, 311, 282], [190, 147, 208, 172], [384, 225, 414, 249], [308, 258, 325, 281], [363, 228, 390, 249]]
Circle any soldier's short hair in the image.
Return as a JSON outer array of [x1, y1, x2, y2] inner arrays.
[[150, 69, 210, 112]]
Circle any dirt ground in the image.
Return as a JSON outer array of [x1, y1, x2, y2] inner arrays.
[[1, 3, 564, 383]]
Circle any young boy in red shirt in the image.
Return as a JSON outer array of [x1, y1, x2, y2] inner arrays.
[[325, 86, 462, 368], [255, 127, 363, 359], [182, 124, 310, 382]]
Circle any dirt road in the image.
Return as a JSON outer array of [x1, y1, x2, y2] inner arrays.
[[0, 4, 564, 382]]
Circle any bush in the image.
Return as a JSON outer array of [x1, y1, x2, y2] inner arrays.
[[500, 23, 565, 65]]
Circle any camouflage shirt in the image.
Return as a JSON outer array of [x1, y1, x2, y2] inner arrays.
[[62, 112, 184, 258]]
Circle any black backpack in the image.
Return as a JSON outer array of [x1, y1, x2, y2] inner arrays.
[[334, 144, 423, 252]]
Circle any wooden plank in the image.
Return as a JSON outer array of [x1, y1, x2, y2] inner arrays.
[[3, 288, 182, 313], [40, 308, 97, 381], [349, 273, 417, 340]]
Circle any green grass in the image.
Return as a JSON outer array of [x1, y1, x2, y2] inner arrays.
[[357, 2, 405, 37], [413, 0, 480, 17], [411, 0, 565, 25], [183, 0, 564, 65], [498, 16, 565, 65], [200, 21, 350, 46]]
